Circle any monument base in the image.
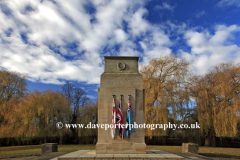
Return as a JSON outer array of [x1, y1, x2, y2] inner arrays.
[[96, 142, 146, 154], [57, 150, 185, 160]]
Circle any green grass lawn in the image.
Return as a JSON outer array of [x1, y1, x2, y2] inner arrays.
[[147, 145, 240, 157], [0, 144, 95, 156], [198, 146, 240, 157], [0, 145, 240, 158], [147, 145, 182, 152]]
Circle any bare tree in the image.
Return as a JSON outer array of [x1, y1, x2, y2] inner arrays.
[[62, 82, 88, 142], [0, 69, 27, 104], [0, 69, 27, 128]]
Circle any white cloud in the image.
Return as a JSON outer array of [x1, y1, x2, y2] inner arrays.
[[196, 10, 206, 18], [127, 8, 149, 37], [1, 0, 170, 85], [0, 0, 105, 84], [165, 21, 187, 35], [154, 3, 176, 12], [139, 26, 172, 64], [217, 0, 240, 7], [182, 25, 240, 75], [114, 29, 127, 43], [79, 0, 129, 52], [0, 0, 135, 85], [1, 0, 239, 88], [0, 33, 103, 84], [123, 6, 172, 64]]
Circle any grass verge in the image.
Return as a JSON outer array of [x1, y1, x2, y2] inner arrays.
[[0, 144, 95, 156], [147, 145, 240, 158]]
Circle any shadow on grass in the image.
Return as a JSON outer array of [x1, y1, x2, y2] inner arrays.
[[199, 153, 240, 159]]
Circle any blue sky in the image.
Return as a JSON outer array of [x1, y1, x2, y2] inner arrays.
[[0, 0, 240, 100]]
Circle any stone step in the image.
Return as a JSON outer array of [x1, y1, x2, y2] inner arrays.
[[54, 150, 185, 160]]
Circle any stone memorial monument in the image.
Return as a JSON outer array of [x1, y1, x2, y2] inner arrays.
[[96, 56, 146, 154]]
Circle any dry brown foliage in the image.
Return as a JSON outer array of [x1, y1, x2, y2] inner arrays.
[[141, 54, 191, 137], [189, 62, 240, 145], [0, 90, 71, 143]]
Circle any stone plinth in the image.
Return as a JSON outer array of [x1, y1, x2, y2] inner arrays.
[[96, 56, 146, 154], [182, 143, 199, 154], [57, 150, 185, 160], [41, 143, 58, 154]]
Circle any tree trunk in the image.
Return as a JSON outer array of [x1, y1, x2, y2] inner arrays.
[[205, 130, 215, 147], [59, 132, 63, 145], [204, 138, 210, 146], [44, 136, 47, 143], [17, 137, 21, 146], [70, 114, 78, 143]]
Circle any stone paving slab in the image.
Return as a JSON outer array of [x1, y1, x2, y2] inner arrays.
[[54, 150, 185, 160], [86, 150, 97, 155], [128, 154, 147, 158], [95, 155, 114, 158], [151, 151, 168, 154]]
